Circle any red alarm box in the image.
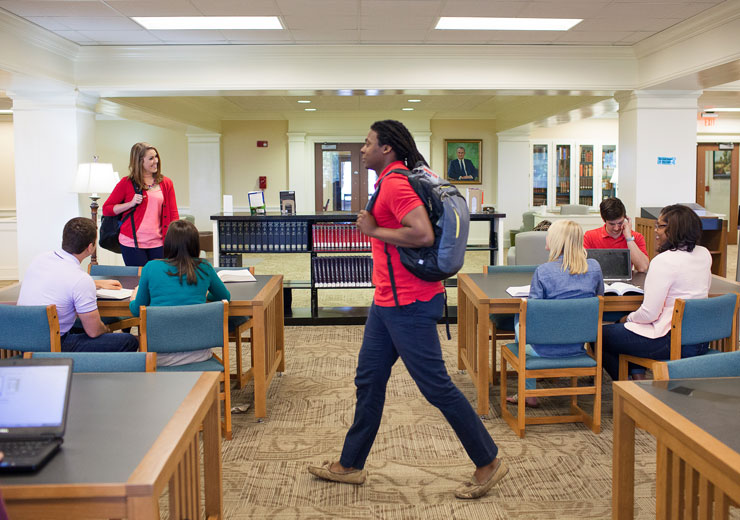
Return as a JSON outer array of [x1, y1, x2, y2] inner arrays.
[[259, 176, 267, 190]]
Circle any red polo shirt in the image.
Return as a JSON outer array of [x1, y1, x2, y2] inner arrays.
[[583, 225, 648, 256], [370, 161, 444, 306]]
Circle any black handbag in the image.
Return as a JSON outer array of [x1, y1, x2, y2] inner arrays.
[[98, 180, 142, 253]]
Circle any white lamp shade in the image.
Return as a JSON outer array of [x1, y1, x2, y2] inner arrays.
[[73, 162, 120, 194]]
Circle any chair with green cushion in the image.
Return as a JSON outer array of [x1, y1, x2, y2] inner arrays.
[[618, 292, 739, 380], [0, 304, 61, 357], [485, 264, 537, 384], [139, 300, 233, 439], [24, 351, 156, 372], [653, 350, 740, 380], [501, 296, 604, 438], [214, 266, 255, 389]]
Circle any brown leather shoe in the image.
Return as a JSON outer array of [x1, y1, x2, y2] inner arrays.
[[307, 461, 367, 485]]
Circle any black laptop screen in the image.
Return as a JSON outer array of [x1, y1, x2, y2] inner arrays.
[[0, 365, 70, 428], [586, 248, 631, 280]]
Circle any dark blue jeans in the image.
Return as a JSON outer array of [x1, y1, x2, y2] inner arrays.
[[339, 293, 498, 470], [602, 323, 708, 380], [120, 244, 164, 267], [61, 331, 139, 352]]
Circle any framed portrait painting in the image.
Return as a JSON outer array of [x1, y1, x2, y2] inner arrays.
[[713, 150, 732, 179], [445, 140, 481, 184]]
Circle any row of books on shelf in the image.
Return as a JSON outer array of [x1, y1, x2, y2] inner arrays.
[[578, 196, 593, 205], [219, 221, 309, 253], [219, 253, 243, 267], [580, 149, 594, 162], [312, 223, 371, 251], [579, 163, 593, 177], [312, 256, 373, 288]]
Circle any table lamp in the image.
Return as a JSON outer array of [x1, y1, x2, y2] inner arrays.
[[73, 156, 119, 265]]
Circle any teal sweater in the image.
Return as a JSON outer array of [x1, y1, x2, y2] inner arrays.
[[129, 259, 230, 316]]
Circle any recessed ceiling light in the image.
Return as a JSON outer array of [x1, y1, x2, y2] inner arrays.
[[305, 108, 317, 112], [703, 108, 740, 112], [132, 16, 283, 30], [435, 17, 581, 31], [365, 89, 379, 96], [407, 99, 421, 103], [402, 108, 414, 111], [297, 100, 311, 104], [338, 89, 353, 96]]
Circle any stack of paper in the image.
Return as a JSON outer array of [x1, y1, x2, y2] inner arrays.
[[217, 269, 256, 283], [96, 288, 133, 300], [506, 285, 530, 297]]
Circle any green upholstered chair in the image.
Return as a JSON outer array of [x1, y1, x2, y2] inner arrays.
[[653, 350, 740, 380], [24, 351, 156, 372], [501, 296, 604, 438], [618, 292, 739, 381], [139, 300, 233, 439], [0, 304, 61, 357], [485, 264, 537, 384]]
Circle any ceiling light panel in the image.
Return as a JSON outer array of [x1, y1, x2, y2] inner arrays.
[[435, 17, 582, 31], [132, 16, 283, 30]]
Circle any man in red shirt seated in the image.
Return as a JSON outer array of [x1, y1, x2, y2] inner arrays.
[[583, 197, 649, 272]]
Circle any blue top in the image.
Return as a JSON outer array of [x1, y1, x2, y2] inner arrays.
[[129, 259, 231, 316], [525, 257, 604, 357]]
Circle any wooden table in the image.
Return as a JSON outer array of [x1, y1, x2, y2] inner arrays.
[[1, 372, 223, 520], [612, 378, 740, 519], [457, 271, 740, 415], [0, 274, 285, 419]]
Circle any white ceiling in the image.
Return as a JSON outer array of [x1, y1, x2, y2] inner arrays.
[[0, 0, 726, 46]]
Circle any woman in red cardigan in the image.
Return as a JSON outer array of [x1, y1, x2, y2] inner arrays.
[[103, 142, 179, 266]]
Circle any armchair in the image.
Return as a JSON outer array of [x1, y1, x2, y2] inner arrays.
[[653, 350, 740, 380], [24, 351, 156, 372], [507, 231, 549, 266], [0, 304, 61, 357]]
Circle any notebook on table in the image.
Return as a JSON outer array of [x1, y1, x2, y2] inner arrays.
[[0, 357, 73, 473], [586, 248, 632, 283]]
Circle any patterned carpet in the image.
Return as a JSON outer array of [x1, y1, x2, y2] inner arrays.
[[221, 324, 682, 520]]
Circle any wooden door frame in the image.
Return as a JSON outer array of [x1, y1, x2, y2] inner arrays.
[[697, 143, 739, 245], [314, 143, 366, 212]]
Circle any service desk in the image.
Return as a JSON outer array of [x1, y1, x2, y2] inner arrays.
[[0, 274, 285, 419], [0, 372, 223, 520], [612, 378, 740, 519], [457, 271, 740, 415]]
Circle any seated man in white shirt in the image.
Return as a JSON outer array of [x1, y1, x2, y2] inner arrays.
[[17, 217, 139, 352]]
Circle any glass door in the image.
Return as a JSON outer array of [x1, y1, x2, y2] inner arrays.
[[601, 145, 617, 200], [697, 143, 739, 245], [532, 144, 548, 207], [555, 144, 571, 206], [314, 143, 368, 212], [578, 145, 594, 207]]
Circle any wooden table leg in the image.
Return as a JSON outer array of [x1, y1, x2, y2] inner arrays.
[[476, 302, 490, 416], [613, 391, 636, 520], [203, 386, 223, 520], [458, 283, 467, 370], [252, 307, 267, 419]]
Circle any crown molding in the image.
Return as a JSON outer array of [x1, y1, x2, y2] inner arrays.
[[0, 9, 79, 62]]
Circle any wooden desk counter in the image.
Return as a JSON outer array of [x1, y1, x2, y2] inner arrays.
[[457, 271, 740, 416], [0, 372, 222, 520]]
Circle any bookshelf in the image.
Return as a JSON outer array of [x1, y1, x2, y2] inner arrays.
[[211, 212, 505, 324]]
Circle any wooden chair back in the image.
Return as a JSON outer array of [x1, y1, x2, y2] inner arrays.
[[0, 304, 61, 358]]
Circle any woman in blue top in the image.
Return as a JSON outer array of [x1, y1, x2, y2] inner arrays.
[[129, 219, 230, 366], [508, 219, 604, 407]]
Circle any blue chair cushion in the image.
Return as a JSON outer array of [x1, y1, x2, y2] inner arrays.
[[157, 358, 225, 372], [504, 343, 597, 369]]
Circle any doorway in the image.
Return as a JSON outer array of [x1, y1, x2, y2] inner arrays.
[[696, 143, 739, 245], [314, 143, 377, 212]]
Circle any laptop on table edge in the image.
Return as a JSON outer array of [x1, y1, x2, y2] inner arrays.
[[0, 357, 73, 473], [586, 248, 632, 283]]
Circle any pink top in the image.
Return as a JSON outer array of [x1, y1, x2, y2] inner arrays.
[[625, 246, 712, 339], [119, 187, 164, 248]]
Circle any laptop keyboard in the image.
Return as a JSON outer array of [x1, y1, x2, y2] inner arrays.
[[0, 440, 55, 459]]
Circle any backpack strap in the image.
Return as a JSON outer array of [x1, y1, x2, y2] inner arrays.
[[384, 243, 400, 307]]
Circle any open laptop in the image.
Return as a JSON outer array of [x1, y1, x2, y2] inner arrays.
[[0, 357, 73, 473], [586, 248, 632, 282]]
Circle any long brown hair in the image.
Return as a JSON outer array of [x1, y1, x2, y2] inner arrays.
[[163, 220, 205, 285], [128, 142, 163, 190]]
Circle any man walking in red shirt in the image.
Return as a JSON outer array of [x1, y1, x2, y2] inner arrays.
[[308, 120, 507, 499]]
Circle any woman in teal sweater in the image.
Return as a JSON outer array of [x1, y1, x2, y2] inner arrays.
[[129, 219, 230, 366]]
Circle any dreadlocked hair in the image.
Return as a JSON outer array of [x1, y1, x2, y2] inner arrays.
[[371, 120, 429, 170]]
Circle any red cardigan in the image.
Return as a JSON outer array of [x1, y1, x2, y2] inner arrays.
[[102, 176, 179, 241]]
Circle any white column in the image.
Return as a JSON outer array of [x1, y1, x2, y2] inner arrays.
[[287, 132, 309, 213], [497, 129, 532, 248], [187, 133, 221, 230], [10, 91, 98, 279], [413, 131, 432, 164], [616, 90, 701, 216]]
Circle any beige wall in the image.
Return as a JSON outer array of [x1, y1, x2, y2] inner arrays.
[[430, 119, 498, 205], [94, 120, 189, 210], [0, 118, 15, 211], [222, 120, 289, 208], [530, 117, 618, 141]]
